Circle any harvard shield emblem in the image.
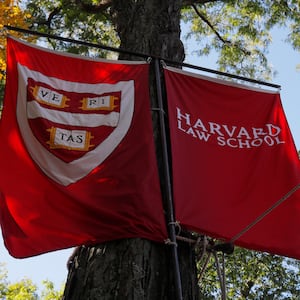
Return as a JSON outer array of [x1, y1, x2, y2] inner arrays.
[[16, 63, 134, 186]]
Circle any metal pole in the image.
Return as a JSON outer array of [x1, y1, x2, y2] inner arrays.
[[4, 25, 281, 89], [154, 58, 183, 300], [4, 25, 149, 59]]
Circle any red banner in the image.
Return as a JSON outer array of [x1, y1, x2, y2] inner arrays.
[[0, 37, 167, 258], [165, 66, 300, 259]]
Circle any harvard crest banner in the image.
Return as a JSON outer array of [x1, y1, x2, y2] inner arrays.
[[0, 37, 167, 258], [164, 66, 300, 259]]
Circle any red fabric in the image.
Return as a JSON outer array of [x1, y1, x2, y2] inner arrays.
[[0, 37, 167, 258], [165, 67, 300, 259]]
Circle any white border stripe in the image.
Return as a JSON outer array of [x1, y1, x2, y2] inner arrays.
[[27, 101, 120, 127]]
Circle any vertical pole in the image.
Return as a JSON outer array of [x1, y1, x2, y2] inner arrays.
[[154, 58, 183, 300]]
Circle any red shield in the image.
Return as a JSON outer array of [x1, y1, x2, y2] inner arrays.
[[17, 63, 134, 186]]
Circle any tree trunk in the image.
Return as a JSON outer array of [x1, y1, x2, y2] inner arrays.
[[110, 0, 185, 61], [63, 1, 199, 299]]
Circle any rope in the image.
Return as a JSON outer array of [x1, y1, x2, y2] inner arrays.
[[169, 221, 182, 236], [197, 252, 212, 283], [196, 236, 208, 261], [197, 248, 228, 299], [182, 235, 229, 299], [164, 238, 178, 247], [230, 182, 300, 243], [213, 252, 227, 300], [221, 253, 227, 300]]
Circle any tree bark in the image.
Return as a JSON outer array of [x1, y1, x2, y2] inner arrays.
[[63, 1, 199, 299], [110, 0, 185, 61]]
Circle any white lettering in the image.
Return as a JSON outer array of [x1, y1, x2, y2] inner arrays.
[[176, 107, 191, 126], [175, 108, 286, 149], [209, 122, 223, 136], [237, 127, 251, 139], [222, 125, 237, 137], [227, 138, 238, 148], [266, 124, 281, 136], [252, 128, 267, 138], [238, 139, 251, 148], [274, 136, 285, 145], [217, 136, 226, 146], [186, 127, 197, 138], [177, 120, 187, 133], [251, 139, 263, 147], [193, 118, 208, 132], [195, 130, 211, 141], [264, 135, 275, 146]]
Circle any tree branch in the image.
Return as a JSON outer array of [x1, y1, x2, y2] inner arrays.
[[191, 4, 230, 44], [182, 0, 223, 7], [74, 0, 112, 14], [32, 7, 62, 29], [191, 3, 251, 56]]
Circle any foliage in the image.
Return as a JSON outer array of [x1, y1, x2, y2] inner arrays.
[[1, 1, 298, 81], [181, 0, 300, 80], [18, 0, 300, 81], [0, 263, 63, 300], [0, 0, 34, 105], [0, 0, 118, 103], [198, 246, 300, 299], [0, 0, 32, 82], [5, 279, 38, 300], [25, 0, 119, 57], [40, 280, 64, 300]]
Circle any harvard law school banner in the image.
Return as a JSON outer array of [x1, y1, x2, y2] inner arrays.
[[0, 37, 167, 258], [165, 66, 300, 259]]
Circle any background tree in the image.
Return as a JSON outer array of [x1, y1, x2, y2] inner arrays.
[[0, 263, 63, 300], [20, 1, 300, 78], [0, 0, 34, 104], [182, 1, 300, 79], [1, 0, 300, 299], [197, 247, 300, 299]]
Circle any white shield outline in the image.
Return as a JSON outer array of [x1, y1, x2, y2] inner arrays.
[[17, 63, 134, 186]]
